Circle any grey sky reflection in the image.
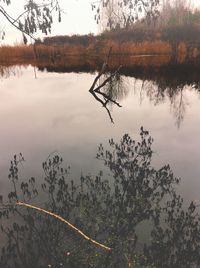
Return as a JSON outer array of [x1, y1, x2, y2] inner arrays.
[[0, 66, 200, 203]]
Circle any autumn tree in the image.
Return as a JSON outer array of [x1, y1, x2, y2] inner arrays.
[[0, 0, 62, 42], [92, 0, 160, 30]]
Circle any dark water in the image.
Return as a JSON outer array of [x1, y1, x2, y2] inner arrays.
[[0, 64, 200, 267]]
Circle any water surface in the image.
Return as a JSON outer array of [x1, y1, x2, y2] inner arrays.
[[0, 65, 200, 203], [1, 64, 200, 267]]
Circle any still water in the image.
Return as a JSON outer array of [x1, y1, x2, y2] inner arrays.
[[1, 64, 200, 267], [0, 65, 200, 201]]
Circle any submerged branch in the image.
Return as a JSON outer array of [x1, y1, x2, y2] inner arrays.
[[16, 201, 112, 252], [89, 52, 122, 123], [93, 66, 122, 93]]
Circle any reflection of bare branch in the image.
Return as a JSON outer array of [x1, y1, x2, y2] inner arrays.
[[137, 76, 190, 128], [93, 66, 122, 93], [171, 88, 187, 128], [95, 87, 122, 107], [139, 79, 146, 104], [89, 64, 122, 123], [89, 90, 115, 123], [0, 65, 22, 79]]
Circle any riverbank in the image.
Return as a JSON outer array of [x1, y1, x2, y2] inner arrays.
[[1, 25, 200, 67]]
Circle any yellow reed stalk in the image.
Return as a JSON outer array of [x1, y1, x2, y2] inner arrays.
[[16, 201, 112, 252]]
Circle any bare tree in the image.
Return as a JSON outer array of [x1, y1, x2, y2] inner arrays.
[[92, 0, 161, 30], [158, 0, 195, 27]]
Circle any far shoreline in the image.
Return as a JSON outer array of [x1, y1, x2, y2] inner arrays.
[[1, 25, 200, 68]]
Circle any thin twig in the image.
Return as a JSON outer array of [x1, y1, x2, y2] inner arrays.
[[89, 88, 114, 123], [0, 6, 36, 41], [94, 66, 122, 93], [96, 89, 122, 107], [16, 201, 112, 252]]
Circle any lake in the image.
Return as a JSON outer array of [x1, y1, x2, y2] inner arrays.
[[0, 64, 200, 201], [0, 63, 200, 267]]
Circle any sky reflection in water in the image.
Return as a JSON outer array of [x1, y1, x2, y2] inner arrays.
[[0, 65, 200, 203]]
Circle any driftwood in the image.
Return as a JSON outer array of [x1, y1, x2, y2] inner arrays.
[[16, 201, 112, 252]]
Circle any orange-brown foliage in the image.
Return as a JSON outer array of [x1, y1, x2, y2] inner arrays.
[[0, 37, 200, 68], [101, 40, 172, 55], [0, 43, 87, 65], [0, 45, 34, 63], [34, 44, 86, 58], [177, 42, 187, 63]]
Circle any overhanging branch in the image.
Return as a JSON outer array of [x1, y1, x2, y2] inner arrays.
[[0, 5, 36, 40]]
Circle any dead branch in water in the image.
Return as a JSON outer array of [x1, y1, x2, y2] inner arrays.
[[16, 201, 112, 252], [89, 48, 122, 123]]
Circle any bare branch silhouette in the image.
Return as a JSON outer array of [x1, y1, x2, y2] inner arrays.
[[89, 50, 122, 123]]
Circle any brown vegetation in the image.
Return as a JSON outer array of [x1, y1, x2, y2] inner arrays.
[[0, 41, 199, 68], [0, 43, 87, 64], [1, 0, 200, 69], [1, 24, 200, 68]]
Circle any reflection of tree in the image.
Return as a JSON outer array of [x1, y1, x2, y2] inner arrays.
[[150, 75, 193, 129], [0, 128, 200, 267], [145, 197, 200, 268], [123, 66, 200, 128], [138, 77, 193, 128], [89, 64, 123, 123], [89, 66, 198, 127], [170, 88, 188, 128], [100, 72, 129, 103], [0, 65, 22, 79]]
